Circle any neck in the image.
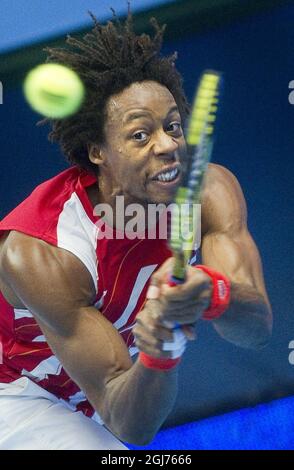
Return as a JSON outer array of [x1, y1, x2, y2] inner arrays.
[[87, 179, 168, 235]]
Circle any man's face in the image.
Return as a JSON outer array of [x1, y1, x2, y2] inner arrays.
[[96, 80, 186, 205]]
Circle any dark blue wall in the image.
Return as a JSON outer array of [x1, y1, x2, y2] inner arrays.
[[0, 4, 293, 426]]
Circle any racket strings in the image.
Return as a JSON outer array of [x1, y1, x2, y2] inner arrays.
[[169, 71, 222, 280]]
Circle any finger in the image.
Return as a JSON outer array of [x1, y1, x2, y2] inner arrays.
[[162, 306, 209, 322], [160, 290, 211, 306], [146, 284, 160, 300], [160, 279, 211, 303], [161, 298, 210, 312], [133, 329, 159, 348], [135, 341, 162, 358], [158, 301, 209, 324], [133, 322, 175, 343], [160, 322, 197, 341], [143, 299, 165, 321], [135, 339, 175, 359], [159, 311, 204, 325], [135, 334, 187, 359], [150, 257, 174, 289]]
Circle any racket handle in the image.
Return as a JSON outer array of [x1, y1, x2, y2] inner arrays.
[[166, 276, 185, 331], [168, 275, 185, 287], [169, 252, 186, 286], [167, 264, 185, 329]]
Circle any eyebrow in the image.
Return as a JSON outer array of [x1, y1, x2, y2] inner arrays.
[[123, 105, 180, 125]]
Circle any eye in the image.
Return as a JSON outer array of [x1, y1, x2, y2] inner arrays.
[[167, 122, 182, 134], [132, 131, 149, 142]]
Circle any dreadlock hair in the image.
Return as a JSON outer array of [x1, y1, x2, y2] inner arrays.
[[40, 5, 190, 174]]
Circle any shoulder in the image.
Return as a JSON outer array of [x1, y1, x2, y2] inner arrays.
[[204, 163, 243, 194], [1, 230, 71, 272], [201, 163, 247, 236]]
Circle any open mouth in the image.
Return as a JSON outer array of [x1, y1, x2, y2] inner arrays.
[[151, 166, 181, 184]]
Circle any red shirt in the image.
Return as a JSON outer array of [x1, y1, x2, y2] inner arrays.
[[0, 166, 173, 416]]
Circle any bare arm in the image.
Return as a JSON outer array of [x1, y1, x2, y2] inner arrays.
[[201, 164, 273, 349], [0, 231, 178, 445]]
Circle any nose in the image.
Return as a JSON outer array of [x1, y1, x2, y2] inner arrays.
[[153, 130, 179, 158]]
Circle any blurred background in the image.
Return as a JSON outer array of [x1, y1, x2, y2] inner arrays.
[[0, 0, 294, 447]]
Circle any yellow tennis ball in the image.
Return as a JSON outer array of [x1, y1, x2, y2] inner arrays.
[[23, 63, 85, 119]]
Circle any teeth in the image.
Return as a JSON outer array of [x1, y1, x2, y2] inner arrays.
[[156, 168, 179, 182]]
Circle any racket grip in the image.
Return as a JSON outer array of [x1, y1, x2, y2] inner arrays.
[[166, 276, 185, 332], [168, 275, 185, 287]]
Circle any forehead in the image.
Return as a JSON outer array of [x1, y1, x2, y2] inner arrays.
[[105, 81, 178, 123]]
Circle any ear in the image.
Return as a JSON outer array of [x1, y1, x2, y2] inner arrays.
[[88, 143, 106, 167]]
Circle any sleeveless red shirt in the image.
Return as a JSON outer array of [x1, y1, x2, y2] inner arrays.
[[0, 166, 180, 417]]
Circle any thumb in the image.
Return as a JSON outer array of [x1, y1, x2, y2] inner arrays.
[[147, 257, 175, 299]]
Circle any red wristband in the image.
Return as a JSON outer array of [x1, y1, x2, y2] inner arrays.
[[139, 352, 181, 371], [195, 265, 231, 320]]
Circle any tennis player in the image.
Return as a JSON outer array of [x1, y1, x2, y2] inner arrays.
[[0, 10, 272, 449]]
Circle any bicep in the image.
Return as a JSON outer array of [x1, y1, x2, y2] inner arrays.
[[201, 165, 271, 308]]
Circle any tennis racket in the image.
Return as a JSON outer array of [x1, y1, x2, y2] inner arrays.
[[169, 70, 223, 285]]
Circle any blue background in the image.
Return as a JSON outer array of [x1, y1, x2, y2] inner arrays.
[[0, 2, 293, 426], [0, 0, 176, 53]]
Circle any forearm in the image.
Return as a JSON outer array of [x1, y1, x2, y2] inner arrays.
[[103, 359, 178, 445], [212, 282, 272, 349]]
